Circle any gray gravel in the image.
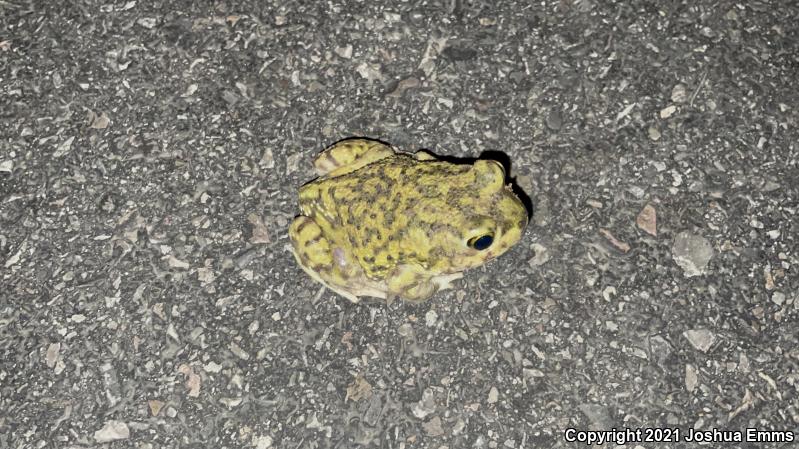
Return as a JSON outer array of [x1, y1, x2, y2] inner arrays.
[[2, 1, 798, 448]]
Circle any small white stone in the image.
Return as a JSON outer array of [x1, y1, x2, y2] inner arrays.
[[334, 45, 353, 59], [165, 254, 190, 269], [94, 420, 130, 443], [260, 148, 275, 169], [412, 388, 436, 419], [771, 291, 786, 306], [652, 161, 667, 172], [204, 361, 223, 373], [670, 169, 683, 187], [254, 435, 273, 449], [136, 17, 156, 29], [684, 329, 716, 352], [183, 84, 198, 97], [602, 286, 617, 302], [671, 84, 688, 103], [523, 368, 545, 378], [487, 386, 499, 404], [166, 323, 179, 341], [220, 397, 242, 408], [630, 347, 648, 359], [672, 232, 714, 277], [229, 342, 249, 360], [355, 62, 382, 81], [627, 185, 645, 199], [767, 230, 780, 239], [660, 105, 677, 119], [685, 364, 698, 392], [648, 126, 661, 141], [425, 309, 438, 327], [528, 243, 550, 266], [45, 343, 61, 368], [615, 103, 636, 122], [397, 323, 414, 338], [53, 136, 75, 157]]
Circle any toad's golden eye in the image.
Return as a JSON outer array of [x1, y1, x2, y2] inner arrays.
[[467, 234, 494, 250]]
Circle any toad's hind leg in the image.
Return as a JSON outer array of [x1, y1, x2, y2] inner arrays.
[[313, 138, 394, 176], [289, 216, 333, 277], [289, 216, 362, 303]]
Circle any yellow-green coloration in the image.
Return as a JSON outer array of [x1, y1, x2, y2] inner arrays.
[[289, 138, 528, 303]]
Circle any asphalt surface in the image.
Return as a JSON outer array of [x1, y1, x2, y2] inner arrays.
[[2, 1, 798, 448]]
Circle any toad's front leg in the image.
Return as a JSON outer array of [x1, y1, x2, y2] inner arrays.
[[387, 264, 463, 303]]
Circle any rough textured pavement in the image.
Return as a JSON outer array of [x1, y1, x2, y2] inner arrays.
[[2, 1, 798, 448]]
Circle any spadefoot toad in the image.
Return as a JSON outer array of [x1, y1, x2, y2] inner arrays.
[[289, 138, 528, 303]]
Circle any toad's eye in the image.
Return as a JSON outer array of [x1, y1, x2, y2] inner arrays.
[[468, 234, 494, 250]]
